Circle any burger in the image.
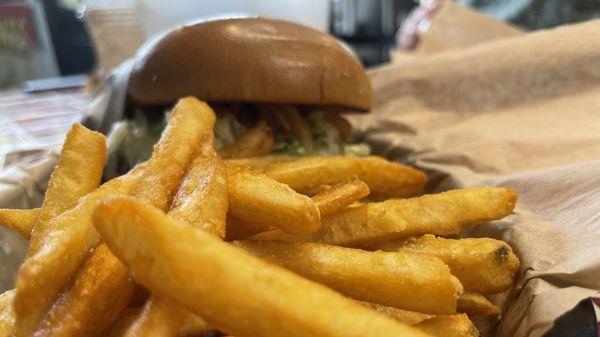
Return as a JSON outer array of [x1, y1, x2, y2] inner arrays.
[[109, 17, 372, 169]]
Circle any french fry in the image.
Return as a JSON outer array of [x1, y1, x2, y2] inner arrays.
[[415, 314, 479, 337], [179, 314, 209, 336], [28, 124, 107, 255], [107, 308, 142, 337], [315, 187, 517, 247], [458, 291, 501, 317], [312, 177, 370, 216], [130, 97, 217, 210], [225, 155, 299, 171], [0, 208, 38, 239], [122, 296, 187, 337], [263, 156, 427, 199], [14, 97, 214, 336], [14, 172, 142, 336], [124, 132, 227, 337], [385, 234, 520, 294], [34, 244, 134, 337], [219, 120, 274, 159], [358, 301, 432, 325], [234, 241, 462, 314], [0, 290, 15, 337], [227, 168, 320, 236], [245, 228, 309, 242], [93, 196, 432, 337], [226, 217, 276, 240], [169, 133, 228, 238]]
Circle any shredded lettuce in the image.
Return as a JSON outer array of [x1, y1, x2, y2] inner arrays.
[[109, 109, 370, 168], [214, 113, 247, 149]]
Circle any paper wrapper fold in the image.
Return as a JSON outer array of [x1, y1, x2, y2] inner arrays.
[[349, 20, 600, 337]]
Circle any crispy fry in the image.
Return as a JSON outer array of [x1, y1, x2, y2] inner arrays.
[[107, 308, 142, 337], [14, 97, 214, 336], [0, 208, 38, 239], [125, 132, 227, 337], [34, 244, 134, 337], [179, 314, 209, 336], [315, 187, 517, 247], [263, 156, 427, 198], [169, 133, 228, 238], [235, 241, 462, 314], [219, 120, 274, 159], [93, 196, 432, 337], [14, 173, 142, 336], [357, 301, 432, 325], [245, 229, 309, 242], [415, 314, 479, 337], [225, 155, 299, 171], [0, 290, 15, 337], [29, 124, 107, 255], [122, 296, 187, 337], [458, 291, 501, 316], [227, 168, 320, 236], [312, 177, 370, 216], [226, 217, 276, 240], [130, 97, 217, 209], [50, 100, 219, 337], [385, 234, 520, 294]]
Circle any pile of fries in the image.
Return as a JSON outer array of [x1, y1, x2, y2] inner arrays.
[[0, 97, 519, 337]]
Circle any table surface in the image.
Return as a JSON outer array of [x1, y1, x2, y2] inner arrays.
[[0, 88, 89, 155]]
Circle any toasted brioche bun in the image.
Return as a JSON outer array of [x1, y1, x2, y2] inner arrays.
[[128, 17, 372, 111]]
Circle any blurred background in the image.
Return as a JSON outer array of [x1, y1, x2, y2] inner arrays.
[[0, 0, 599, 157], [1, 0, 600, 89]]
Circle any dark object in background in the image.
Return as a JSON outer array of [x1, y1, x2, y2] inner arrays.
[[42, 0, 96, 75], [462, 0, 600, 30], [330, 0, 416, 66], [542, 297, 599, 337]]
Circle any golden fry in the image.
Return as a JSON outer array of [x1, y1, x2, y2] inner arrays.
[[316, 187, 517, 247], [123, 296, 187, 337], [14, 173, 142, 337], [33, 244, 134, 337], [125, 131, 227, 337], [227, 168, 320, 236], [312, 177, 370, 216], [170, 133, 228, 238], [225, 155, 299, 171], [107, 308, 141, 337], [235, 241, 462, 314], [358, 301, 432, 325], [388, 235, 520, 294], [263, 156, 427, 198], [130, 97, 217, 209], [458, 291, 501, 317], [415, 314, 479, 337], [14, 97, 214, 336], [0, 290, 15, 337], [29, 124, 107, 254], [93, 196, 431, 337], [0, 208, 38, 239], [179, 314, 209, 336], [219, 120, 274, 159], [245, 229, 309, 242]]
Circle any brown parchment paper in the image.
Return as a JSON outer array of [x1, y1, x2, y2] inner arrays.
[[348, 19, 600, 337], [415, 1, 523, 54]]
